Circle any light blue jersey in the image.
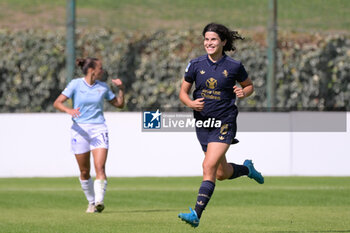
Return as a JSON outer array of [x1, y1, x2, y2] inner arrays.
[[62, 78, 116, 124]]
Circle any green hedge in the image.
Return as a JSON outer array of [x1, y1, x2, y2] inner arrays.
[[0, 29, 349, 112]]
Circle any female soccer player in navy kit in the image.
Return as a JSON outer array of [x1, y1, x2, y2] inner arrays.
[[53, 57, 124, 213], [178, 23, 264, 227]]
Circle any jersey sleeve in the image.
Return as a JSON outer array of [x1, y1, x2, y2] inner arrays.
[[104, 86, 116, 101], [236, 63, 248, 82], [61, 79, 77, 98], [184, 61, 195, 83]]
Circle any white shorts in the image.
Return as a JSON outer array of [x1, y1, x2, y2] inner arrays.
[[70, 123, 109, 154]]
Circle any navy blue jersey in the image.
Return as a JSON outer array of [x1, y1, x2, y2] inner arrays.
[[184, 54, 248, 123]]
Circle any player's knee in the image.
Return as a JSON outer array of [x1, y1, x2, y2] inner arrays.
[[216, 171, 226, 181], [202, 161, 212, 170], [202, 161, 217, 176], [80, 170, 90, 179], [95, 165, 106, 176], [216, 168, 228, 181]]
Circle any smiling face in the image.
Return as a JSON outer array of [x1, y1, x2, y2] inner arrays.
[[204, 31, 226, 58]]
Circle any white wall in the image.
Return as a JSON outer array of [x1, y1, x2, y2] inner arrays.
[[0, 112, 349, 177]]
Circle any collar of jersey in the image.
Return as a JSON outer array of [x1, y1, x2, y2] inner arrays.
[[82, 77, 97, 88], [206, 54, 227, 66]]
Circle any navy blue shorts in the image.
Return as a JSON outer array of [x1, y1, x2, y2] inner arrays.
[[196, 122, 239, 152]]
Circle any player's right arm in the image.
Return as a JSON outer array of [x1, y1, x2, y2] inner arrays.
[[53, 94, 80, 118], [179, 79, 204, 112]]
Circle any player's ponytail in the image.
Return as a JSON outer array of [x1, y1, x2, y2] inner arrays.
[[76, 58, 86, 69], [76, 57, 98, 75], [202, 23, 244, 53]]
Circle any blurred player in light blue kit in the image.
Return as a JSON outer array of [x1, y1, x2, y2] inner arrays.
[[54, 57, 124, 213]]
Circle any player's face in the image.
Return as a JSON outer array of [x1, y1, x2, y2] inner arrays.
[[93, 60, 104, 80], [204, 32, 226, 57]]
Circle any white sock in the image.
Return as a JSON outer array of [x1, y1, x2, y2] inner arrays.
[[94, 179, 107, 203], [79, 178, 95, 204]]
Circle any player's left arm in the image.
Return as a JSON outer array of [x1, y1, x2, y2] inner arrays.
[[233, 77, 254, 99], [109, 78, 125, 108]]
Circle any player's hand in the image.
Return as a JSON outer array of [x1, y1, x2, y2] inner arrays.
[[67, 108, 81, 118], [191, 98, 205, 111], [112, 78, 125, 89], [233, 85, 245, 99]]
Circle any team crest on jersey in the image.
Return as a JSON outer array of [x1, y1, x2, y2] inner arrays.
[[200, 70, 206, 75], [206, 78, 217, 89], [222, 70, 228, 77]]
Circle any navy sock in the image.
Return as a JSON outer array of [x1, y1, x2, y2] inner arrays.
[[229, 163, 249, 179], [194, 180, 215, 219]]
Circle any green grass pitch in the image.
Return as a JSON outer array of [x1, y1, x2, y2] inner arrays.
[[0, 177, 349, 233]]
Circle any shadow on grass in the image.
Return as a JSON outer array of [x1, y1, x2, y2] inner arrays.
[[105, 208, 178, 214]]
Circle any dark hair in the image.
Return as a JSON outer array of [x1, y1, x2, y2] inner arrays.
[[76, 57, 99, 75], [202, 23, 244, 53]]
